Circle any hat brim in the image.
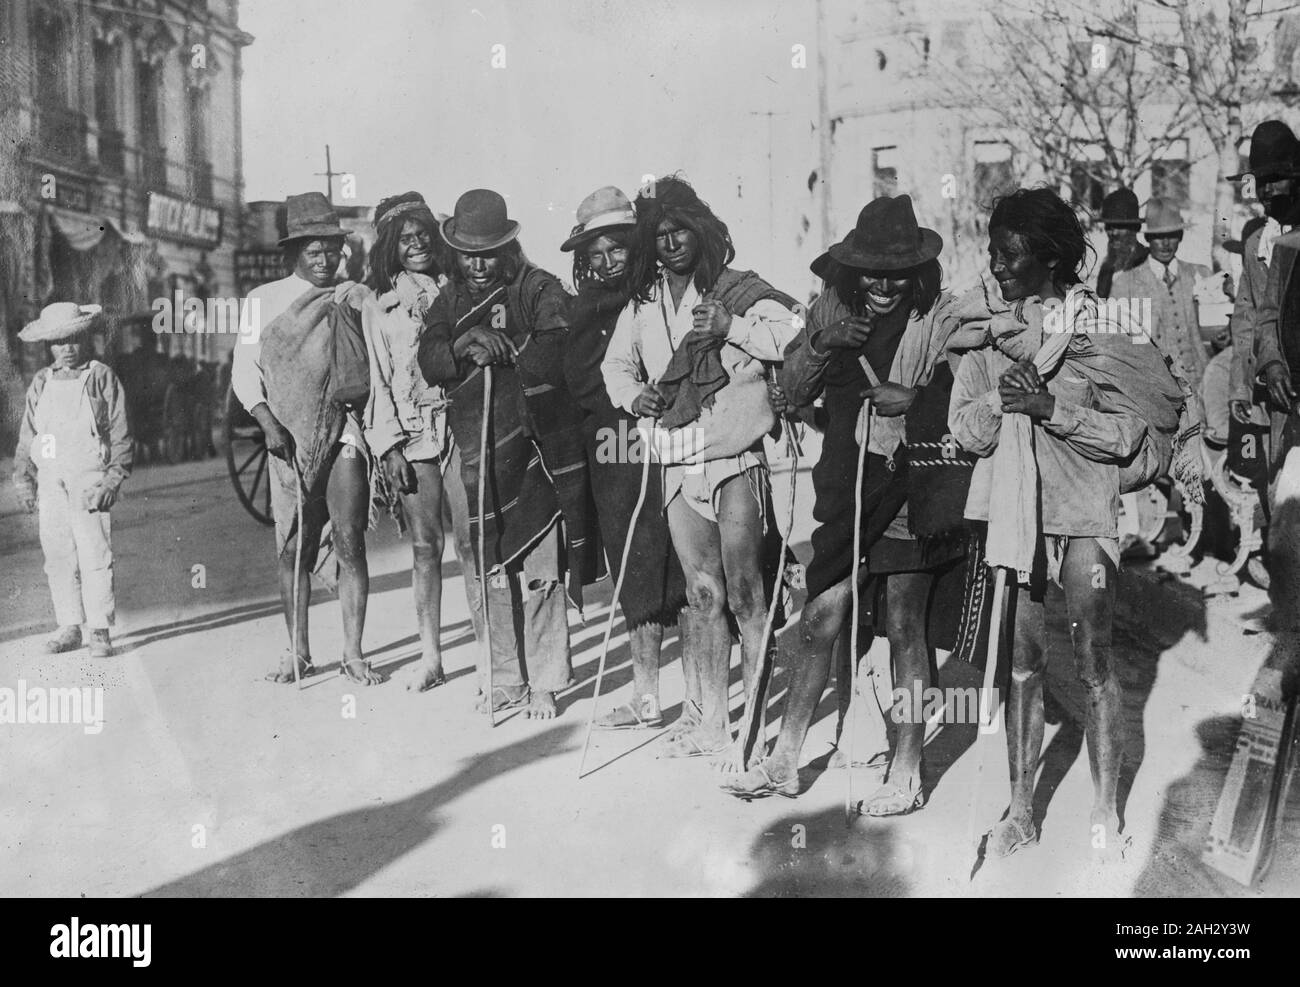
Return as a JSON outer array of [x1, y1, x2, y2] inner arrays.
[[561, 220, 636, 253], [1227, 165, 1300, 182], [1143, 225, 1184, 236], [1101, 220, 1142, 230], [824, 228, 944, 272], [440, 217, 521, 254], [277, 225, 349, 246], [19, 313, 99, 342]]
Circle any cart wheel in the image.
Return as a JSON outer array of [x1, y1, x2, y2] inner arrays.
[[225, 387, 274, 526]]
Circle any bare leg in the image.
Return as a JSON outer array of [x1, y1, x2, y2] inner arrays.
[[988, 583, 1045, 855], [326, 449, 377, 683], [716, 471, 772, 769], [404, 459, 448, 690], [663, 495, 730, 754]]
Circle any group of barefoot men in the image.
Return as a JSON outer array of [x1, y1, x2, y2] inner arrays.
[[223, 117, 1299, 863]]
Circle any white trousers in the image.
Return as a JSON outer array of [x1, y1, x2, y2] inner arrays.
[[37, 470, 115, 628]]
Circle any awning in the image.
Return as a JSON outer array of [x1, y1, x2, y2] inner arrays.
[[47, 205, 110, 251]]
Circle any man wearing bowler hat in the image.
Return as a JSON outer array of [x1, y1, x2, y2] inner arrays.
[[231, 191, 379, 685], [1228, 121, 1300, 443], [419, 188, 596, 720], [1095, 187, 1148, 299]]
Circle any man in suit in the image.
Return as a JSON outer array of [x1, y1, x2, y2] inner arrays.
[[1112, 198, 1212, 391], [1095, 187, 1148, 299], [1229, 121, 1300, 430]]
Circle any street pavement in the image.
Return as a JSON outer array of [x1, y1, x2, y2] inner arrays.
[[1, 450, 1297, 897]]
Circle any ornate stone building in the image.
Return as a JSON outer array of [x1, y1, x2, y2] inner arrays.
[[0, 0, 251, 441]]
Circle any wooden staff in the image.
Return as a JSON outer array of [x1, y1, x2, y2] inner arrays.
[[478, 365, 496, 727]]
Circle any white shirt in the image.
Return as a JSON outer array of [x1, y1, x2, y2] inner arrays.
[[1148, 255, 1180, 285], [230, 272, 315, 412], [600, 275, 798, 415]]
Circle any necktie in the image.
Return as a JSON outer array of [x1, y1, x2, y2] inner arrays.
[[1163, 263, 1176, 292]]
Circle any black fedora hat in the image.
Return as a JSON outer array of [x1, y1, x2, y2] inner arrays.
[[1100, 187, 1141, 229], [1228, 121, 1300, 183], [813, 195, 943, 276], [440, 189, 521, 253]]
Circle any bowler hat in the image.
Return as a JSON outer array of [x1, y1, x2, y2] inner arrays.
[[19, 302, 103, 343], [813, 195, 943, 276], [1228, 121, 1300, 183], [1100, 188, 1141, 229], [561, 186, 636, 252], [440, 189, 521, 253], [1142, 198, 1185, 236], [278, 191, 348, 246]]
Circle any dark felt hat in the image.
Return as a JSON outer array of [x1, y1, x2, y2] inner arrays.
[[1229, 121, 1300, 183], [277, 191, 348, 246], [440, 189, 521, 253], [812, 195, 943, 276], [1100, 187, 1141, 229]]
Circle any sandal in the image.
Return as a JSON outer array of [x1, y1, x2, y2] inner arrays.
[[985, 814, 1039, 858], [340, 657, 384, 686], [656, 728, 729, 759], [719, 758, 799, 800], [265, 650, 315, 684], [475, 685, 529, 714], [861, 774, 925, 817], [595, 695, 664, 730]]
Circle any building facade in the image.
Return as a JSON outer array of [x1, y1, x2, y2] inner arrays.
[[0, 0, 251, 445]]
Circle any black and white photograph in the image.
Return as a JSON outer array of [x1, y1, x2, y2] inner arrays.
[[1, 0, 1299, 922]]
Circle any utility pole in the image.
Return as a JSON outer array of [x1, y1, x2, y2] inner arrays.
[[748, 109, 785, 277], [314, 144, 345, 204]]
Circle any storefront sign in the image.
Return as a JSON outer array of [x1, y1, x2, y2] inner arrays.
[[235, 248, 288, 292], [145, 191, 223, 248]]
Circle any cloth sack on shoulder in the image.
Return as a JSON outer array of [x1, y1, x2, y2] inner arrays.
[[329, 283, 372, 409]]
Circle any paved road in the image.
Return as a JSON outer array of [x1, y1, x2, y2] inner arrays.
[[1, 453, 1296, 897]]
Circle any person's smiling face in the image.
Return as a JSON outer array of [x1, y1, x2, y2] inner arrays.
[[656, 218, 699, 275], [585, 234, 630, 287], [988, 227, 1055, 302], [855, 271, 914, 316], [295, 238, 343, 287], [455, 249, 503, 292], [398, 220, 435, 274]]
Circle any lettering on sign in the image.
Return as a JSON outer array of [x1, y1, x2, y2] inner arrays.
[[145, 191, 223, 248]]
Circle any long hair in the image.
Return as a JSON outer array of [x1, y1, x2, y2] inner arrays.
[[825, 256, 944, 318], [366, 195, 447, 294], [444, 239, 526, 289], [988, 186, 1093, 289], [628, 175, 735, 304], [571, 227, 634, 289]]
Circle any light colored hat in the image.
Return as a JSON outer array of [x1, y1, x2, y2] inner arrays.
[[19, 302, 103, 342], [561, 186, 637, 252], [1143, 198, 1185, 236]]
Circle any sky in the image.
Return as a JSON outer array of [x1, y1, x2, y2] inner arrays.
[[240, 0, 821, 285]]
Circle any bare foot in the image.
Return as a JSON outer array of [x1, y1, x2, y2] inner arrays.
[[719, 757, 799, 799], [985, 811, 1038, 858], [1090, 809, 1131, 865], [713, 737, 765, 773], [265, 650, 313, 684], [828, 747, 889, 770], [341, 657, 384, 686], [406, 659, 446, 692], [526, 690, 559, 719], [656, 727, 729, 759]]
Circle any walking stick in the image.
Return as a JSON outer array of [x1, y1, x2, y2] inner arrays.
[[292, 458, 306, 692], [734, 400, 800, 771], [478, 365, 496, 727], [578, 422, 655, 779], [845, 409, 871, 821]]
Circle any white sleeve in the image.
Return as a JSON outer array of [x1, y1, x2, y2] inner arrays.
[[601, 304, 647, 415]]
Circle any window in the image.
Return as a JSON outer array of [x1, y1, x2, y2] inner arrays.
[[1151, 139, 1190, 209], [32, 7, 70, 109], [94, 40, 119, 128], [187, 85, 208, 161], [1070, 165, 1105, 214], [872, 146, 899, 199], [973, 142, 1015, 208], [137, 61, 161, 147]]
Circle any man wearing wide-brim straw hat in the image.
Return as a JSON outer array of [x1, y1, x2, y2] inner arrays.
[[13, 302, 133, 657], [230, 190, 380, 685]]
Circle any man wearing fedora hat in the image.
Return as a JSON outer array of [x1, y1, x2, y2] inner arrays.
[[1095, 187, 1148, 300], [231, 191, 380, 686], [420, 188, 597, 719], [1228, 121, 1300, 434], [13, 303, 133, 657], [1111, 197, 1213, 390]]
